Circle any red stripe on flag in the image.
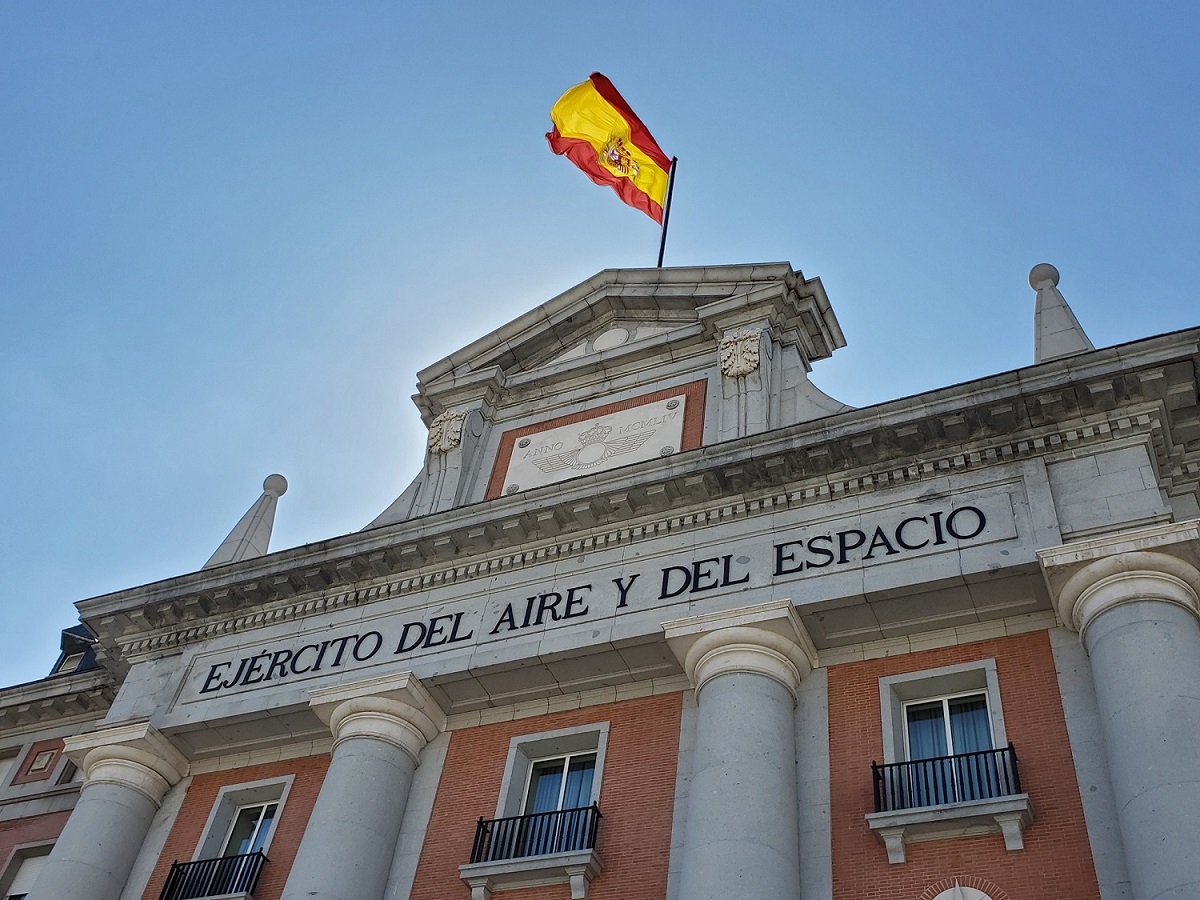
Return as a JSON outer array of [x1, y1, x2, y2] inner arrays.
[[587, 73, 672, 172], [546, 129, 665, 223]]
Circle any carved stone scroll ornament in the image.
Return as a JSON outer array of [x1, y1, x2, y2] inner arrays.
[[427, 410, 468, 454], [719, 328, 764, 377]]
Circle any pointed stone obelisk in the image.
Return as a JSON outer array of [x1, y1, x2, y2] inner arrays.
[[1031, 262, 1094, 363], [203, 474, 287, 569]]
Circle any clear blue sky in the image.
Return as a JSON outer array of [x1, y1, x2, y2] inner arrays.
[[2, 2, 1198, 686]]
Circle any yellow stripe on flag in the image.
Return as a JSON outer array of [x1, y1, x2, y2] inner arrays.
[[550, 80, 670, 208]]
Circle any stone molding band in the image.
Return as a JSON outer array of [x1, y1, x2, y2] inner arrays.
[[1052, 550, 1200, 636]]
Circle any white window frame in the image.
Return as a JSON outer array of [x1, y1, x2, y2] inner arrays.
[[193, 776, 293, 862], [53, 653, 85, 676], [879, 660, 1007, 765], [520, 750, 599, 816], [494, 723, 609, 819], [217, 800, 279, 858], [900, 690, 996, 762]]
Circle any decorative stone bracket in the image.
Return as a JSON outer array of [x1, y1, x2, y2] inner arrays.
[[459, 849, 602, 900], [865, 794, 1033, 864]]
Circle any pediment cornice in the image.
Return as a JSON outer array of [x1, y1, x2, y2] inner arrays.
[[412, 263, 844, 422]]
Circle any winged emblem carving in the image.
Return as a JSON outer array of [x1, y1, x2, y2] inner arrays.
[[532, 422, 655, 473]]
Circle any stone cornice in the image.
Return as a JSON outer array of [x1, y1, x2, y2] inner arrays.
[[0, 669, 115, 731], [79, 328, 1200, 668]]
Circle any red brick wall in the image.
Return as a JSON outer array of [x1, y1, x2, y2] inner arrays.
[[827, 630, 1101, 900], [410, 693, 683, 900], [0, 809, 70, 875], [139, 754, 330, 900]]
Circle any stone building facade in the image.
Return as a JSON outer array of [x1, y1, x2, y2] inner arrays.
[[2, 261, 1199, 900]]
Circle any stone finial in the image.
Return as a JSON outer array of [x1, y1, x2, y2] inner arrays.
[[428, 410, 468, 454], [202, 474, 287, 569], [719, 328, 764, 377], [1031, 263, 1094, 364]]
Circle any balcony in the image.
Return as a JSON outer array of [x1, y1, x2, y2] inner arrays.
[[159, 851, 268, 900], [459, 805, 603, 900], [865, 744, 1032, 864]]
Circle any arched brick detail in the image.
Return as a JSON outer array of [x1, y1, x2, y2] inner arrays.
[[917, 876, 1010, 900]]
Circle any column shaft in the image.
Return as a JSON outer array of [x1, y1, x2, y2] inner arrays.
[[27, 778, 160, 900], [25, 723, 187, 900], [281, 735, 417, 900], [678, 672, 802, 900], [1083, 598, 1200, 900]]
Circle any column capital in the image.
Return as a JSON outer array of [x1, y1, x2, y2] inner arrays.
[[663, 600, 817, 699], [309, 671, 446, 763], [1038, 520, 1200, 635], [62, 721, 189, 807]]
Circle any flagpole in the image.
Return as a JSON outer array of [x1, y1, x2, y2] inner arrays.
[[656, 156, 678, 267]]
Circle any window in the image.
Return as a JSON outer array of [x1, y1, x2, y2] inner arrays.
[[219, 801, 278, 857], [459, 724, 608, 900], [3, 852, 49, 900], [53, 653, 84, 676], [495, 724, 608, 821], [160, 778, 290, 900], [903, 692, 998, 805], [519, 751, 598, 855], [865, 660, 1032, 864]]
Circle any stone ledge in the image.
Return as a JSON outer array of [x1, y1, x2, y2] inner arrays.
[[459, 848, 602, 900], [865, 794, 1033, 864]]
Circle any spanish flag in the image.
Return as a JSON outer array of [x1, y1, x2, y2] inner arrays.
[[547, 73, 672, 223]]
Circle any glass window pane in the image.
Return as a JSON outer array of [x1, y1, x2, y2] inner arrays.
[[948, 696, 992, 754], [223, 805, 265, 857], [525, 760, 565, 814], [905, 701, 948, 760], [562, 755, 596, 808], [249, 803, 278, 852]]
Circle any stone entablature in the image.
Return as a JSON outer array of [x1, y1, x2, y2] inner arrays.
[[78, 333, 1199, 672]]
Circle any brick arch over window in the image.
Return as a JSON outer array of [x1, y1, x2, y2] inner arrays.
[[918, 876, 1009, 900]]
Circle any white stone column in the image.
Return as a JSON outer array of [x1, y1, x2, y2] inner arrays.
[[664, 601, 816, 900], [27, 722, 189, 900], [1041, 523, 1200, 900], [281, 672, 445, 900]]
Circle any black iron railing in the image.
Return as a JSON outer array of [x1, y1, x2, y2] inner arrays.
[[159, 851, 268, 900], [470, 804, 602, 864], [872, 743, 1022, 813]]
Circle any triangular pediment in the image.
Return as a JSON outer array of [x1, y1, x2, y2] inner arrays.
[[413, 263, 844, 422]]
